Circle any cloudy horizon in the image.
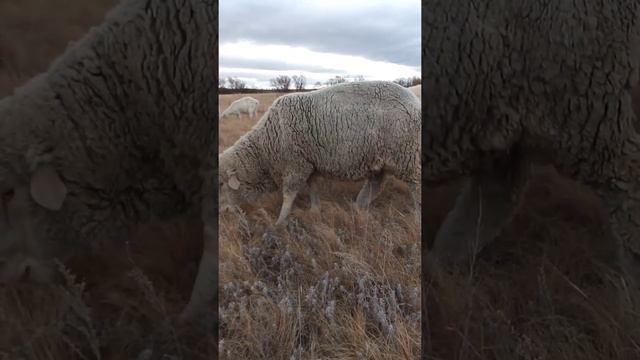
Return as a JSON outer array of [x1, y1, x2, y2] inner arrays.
[[219, 0, 421, 89]]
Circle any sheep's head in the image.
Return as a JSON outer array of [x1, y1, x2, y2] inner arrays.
[[0, 161, 68, 284], [218, 152, 277, 211]]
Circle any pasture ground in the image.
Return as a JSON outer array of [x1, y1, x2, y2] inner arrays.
[[7, 1, 636, 359], [425, 166, 640, 359], [0, 1, 216, 359], [218, 92, 421, 359]]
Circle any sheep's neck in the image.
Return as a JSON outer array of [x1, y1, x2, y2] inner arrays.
[[0, 95, 49, 159], [235, 130, 269, 172]]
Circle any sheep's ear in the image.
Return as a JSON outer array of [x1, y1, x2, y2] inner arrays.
[[228, 174, 240, 190], [30, 164, 67, 210]]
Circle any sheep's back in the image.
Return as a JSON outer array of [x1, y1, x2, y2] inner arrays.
[[424, 0, 640, 182], [46, 0, 216, 197], [270, 82, 420, 180]]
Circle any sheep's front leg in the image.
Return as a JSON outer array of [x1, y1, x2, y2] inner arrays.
[[275, 191, 298, 227], [356, 172, 387, 207], [275, 169, 311, 227], [179, 193, 217, 323], [431, 156, 530, 268]]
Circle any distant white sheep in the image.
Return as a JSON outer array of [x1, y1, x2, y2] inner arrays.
[[219, 81, 421, 227], [220, 96, 259, 120], [408, 84, 421, 99]]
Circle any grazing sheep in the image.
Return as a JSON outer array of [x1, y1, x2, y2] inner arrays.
[[424, 0, 640, 281], [219, 81, 421, 227], [220, 96, 259, 120], [0, 0, 216, 323]]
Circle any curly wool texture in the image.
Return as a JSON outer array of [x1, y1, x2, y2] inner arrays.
[[219, 81, 421, 203], [423, 0, 640, 275], [423, 0, 640, 186], [0, 0, 217, 247]]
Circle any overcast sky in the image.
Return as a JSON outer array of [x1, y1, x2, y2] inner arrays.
[[219, 0, 421, 89]]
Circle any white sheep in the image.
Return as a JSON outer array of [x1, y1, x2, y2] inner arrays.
[[424, 0, 640, 285], [408, 84, 421, 99], [219, 81, 421, 227], [0, 0, 216, 323], [219, 96, 259, 120]]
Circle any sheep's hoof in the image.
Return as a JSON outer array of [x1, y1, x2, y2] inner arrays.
[[274, 219, 288, 230], [176, 301, 202, 323], [176, 305, 216, 328], [176, 311, 195, 326], [355, 200, 371, 209]]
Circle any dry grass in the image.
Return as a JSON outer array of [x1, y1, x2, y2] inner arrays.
[[218, 92, 421, 359], [0, 1, 216, 359], [424, 167, 640, 359]]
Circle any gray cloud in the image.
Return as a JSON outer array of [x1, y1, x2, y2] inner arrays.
[[219, 57, 343, 74], [219, 0, 420, 67]]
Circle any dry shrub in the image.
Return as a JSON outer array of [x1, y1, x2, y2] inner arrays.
[[0, 1, 216, 358], [425, 166, 640, 360], [0, 215, 216, 359], [218, 93, 421, 359]]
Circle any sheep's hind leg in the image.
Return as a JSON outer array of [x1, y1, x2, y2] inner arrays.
[[356, 172, 387, 208], [571, 121, 640, 289], [593, 185, 640, 287], [408, 181, 421, 214], [582, 155, 640, 291], [308, 174, 321, 213], [431, 155, 530, 269]]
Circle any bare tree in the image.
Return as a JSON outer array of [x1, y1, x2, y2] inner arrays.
[[227, 76, 247, 90], [407, 76, 421, 86], [325, 75, 347, 86], [352, 75, 365, 82], [219, 78, 226, 88], [314, 81, 322, 88], [292, 75, 306, 90], [270, 75, 292, 90], [393, 76, 421, 87], [393, 78, 409, 87]]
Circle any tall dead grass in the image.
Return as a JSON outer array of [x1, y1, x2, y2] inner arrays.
[[218, 92, 421, 359], [424, 166, 640, 359], [0, 1, 216, 359]]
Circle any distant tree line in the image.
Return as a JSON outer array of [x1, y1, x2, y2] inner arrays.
[[219, 74, 422, 91], [392, 76, 421, 87], [268, 74, 373, 90], [219, 77, 247, 90], [270, 75, 307, 91]]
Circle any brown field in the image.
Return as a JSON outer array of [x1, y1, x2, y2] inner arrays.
[[424, 166, 640, 359], [0, 1, 216, 359], [10, 1, 640, 359], [218, 92, 421, 359]]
